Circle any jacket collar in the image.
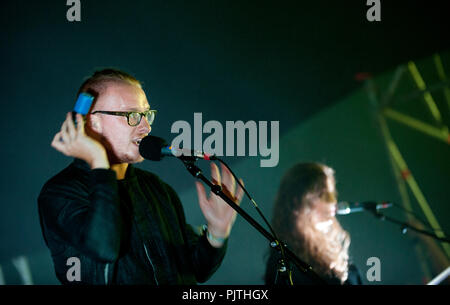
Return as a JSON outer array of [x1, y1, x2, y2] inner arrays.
[[72, 158, 136, 180]]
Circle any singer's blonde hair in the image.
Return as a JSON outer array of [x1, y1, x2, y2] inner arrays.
[[76, 68, 142, 98]]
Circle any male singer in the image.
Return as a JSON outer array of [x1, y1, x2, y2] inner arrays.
[[38, 68, 244, 284]]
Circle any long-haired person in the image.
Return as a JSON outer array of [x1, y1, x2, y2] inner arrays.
[[265, 162, 362, 285]]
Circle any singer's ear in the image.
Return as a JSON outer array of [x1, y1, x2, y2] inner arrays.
[[87, 114, 102, 133]]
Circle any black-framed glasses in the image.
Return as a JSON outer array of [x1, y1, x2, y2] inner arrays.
[[91, 109, 157, 126]]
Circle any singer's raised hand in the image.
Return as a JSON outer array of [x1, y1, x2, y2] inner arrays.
[[195, 162, 244, 248], [51, 112, 109, 169]]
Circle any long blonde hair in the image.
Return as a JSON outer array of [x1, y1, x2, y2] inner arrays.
[[271, 162, 350, 283]]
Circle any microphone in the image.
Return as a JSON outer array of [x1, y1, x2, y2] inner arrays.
[[336, 201, 392, 215], [139, 135, 216, 161]]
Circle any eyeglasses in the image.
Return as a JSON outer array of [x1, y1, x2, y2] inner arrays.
[[91, 109, 157, 126]]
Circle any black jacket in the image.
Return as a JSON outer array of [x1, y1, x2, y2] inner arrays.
[[38, 158, 227, 285]]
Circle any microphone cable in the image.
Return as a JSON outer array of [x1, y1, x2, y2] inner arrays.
[[213, 157, 294, 284]]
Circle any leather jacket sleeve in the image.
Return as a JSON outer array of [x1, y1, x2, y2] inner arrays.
[[38, 168, 124, 263], [163, 181, 228, 283]]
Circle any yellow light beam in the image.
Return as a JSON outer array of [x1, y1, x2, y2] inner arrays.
[[384, 108, 449, 144], [378, 114, 415, 213], [434, 54, 447, 80], [382, 125, 450, 258], [433, 54, 450, 113], [408, 61, 443, 125]]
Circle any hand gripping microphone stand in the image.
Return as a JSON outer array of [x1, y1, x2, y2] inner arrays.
[[180, 158, 326, 285]]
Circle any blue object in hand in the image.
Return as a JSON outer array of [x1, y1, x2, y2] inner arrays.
[[74, 92, 94, 115], [72, 92, 94, 127]]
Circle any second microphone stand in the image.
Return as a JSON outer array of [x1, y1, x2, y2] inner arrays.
[[181, 158, 326, 285]]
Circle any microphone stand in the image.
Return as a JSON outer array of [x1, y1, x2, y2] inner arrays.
[[367, 209, 450, 243], [181, 158, 326, 284]]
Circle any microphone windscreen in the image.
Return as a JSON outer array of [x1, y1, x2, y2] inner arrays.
[[139, 135, 168, 161]]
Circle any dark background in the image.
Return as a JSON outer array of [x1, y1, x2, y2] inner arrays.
[[0, 0, 449, 284]]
